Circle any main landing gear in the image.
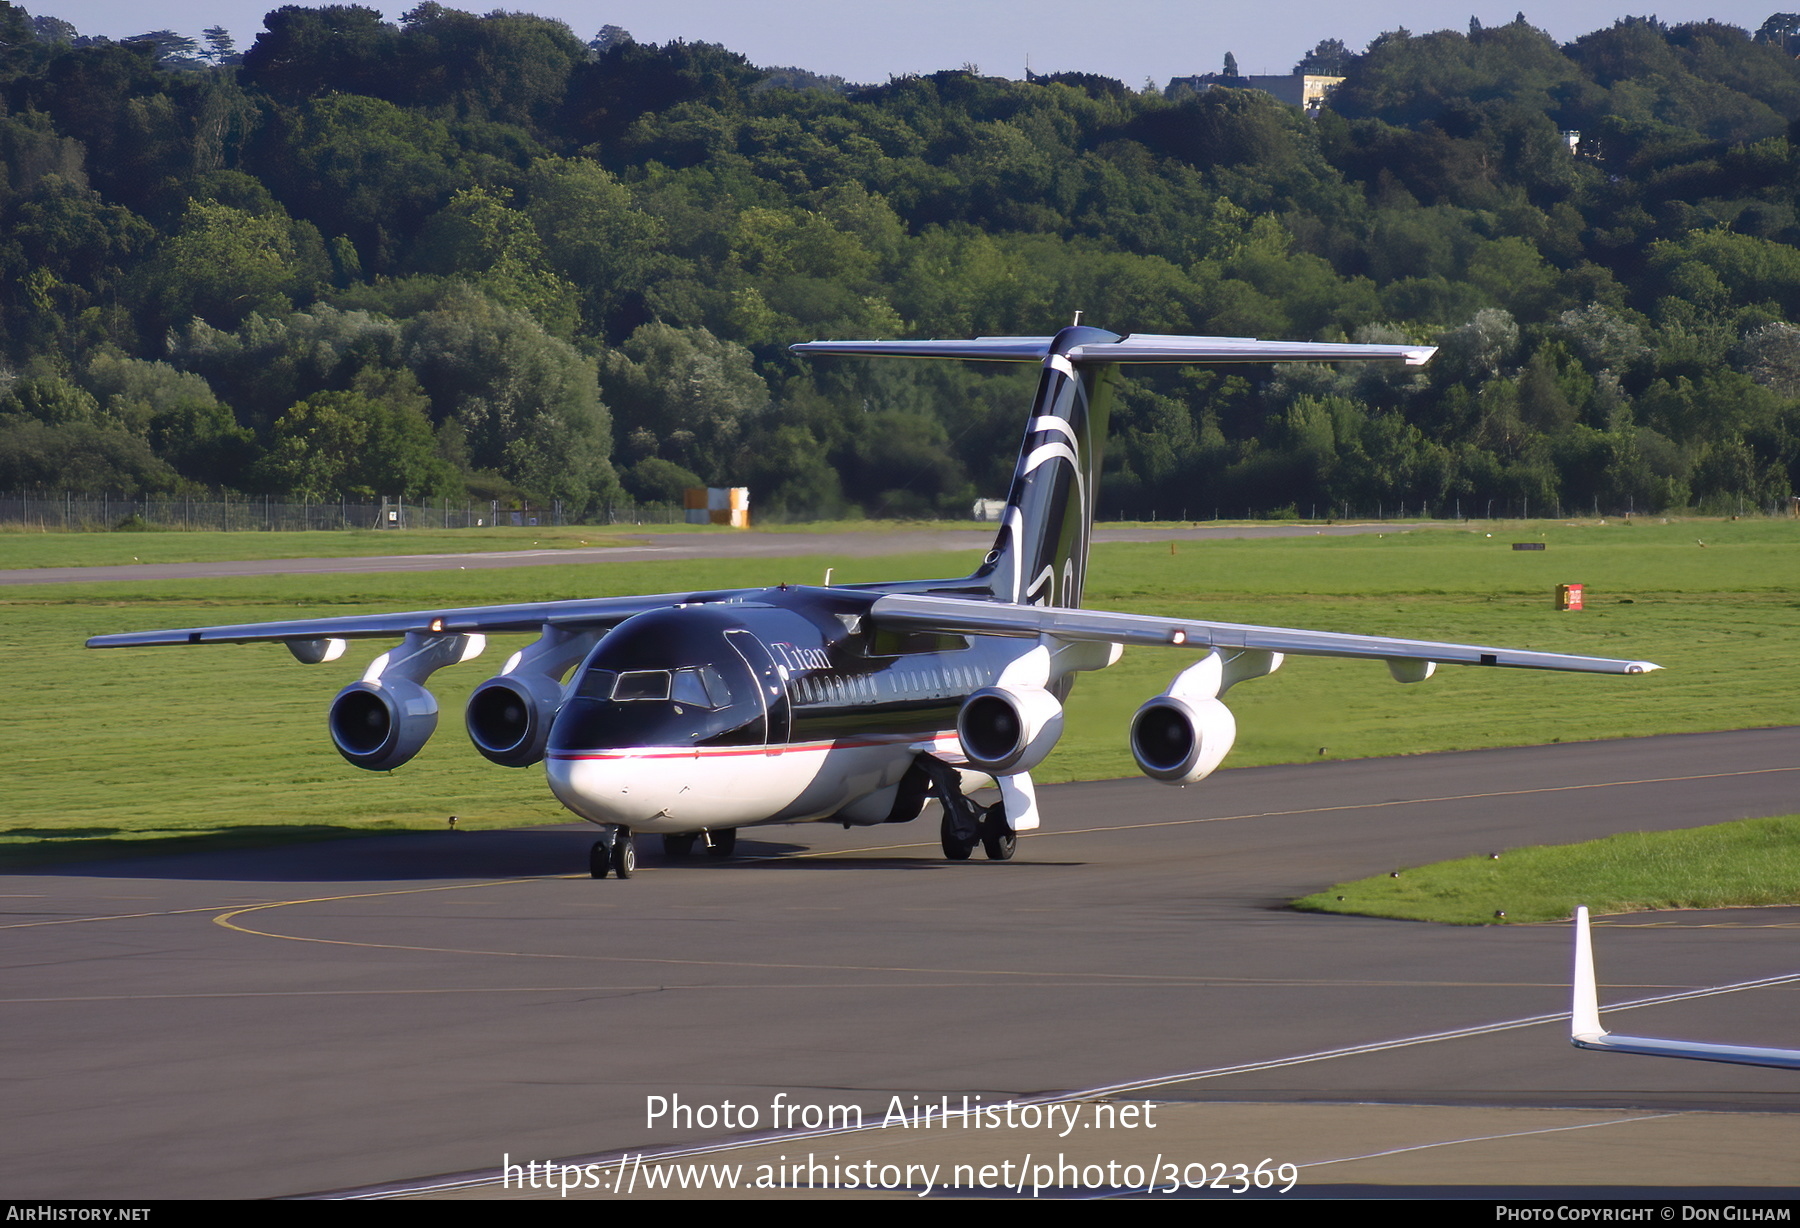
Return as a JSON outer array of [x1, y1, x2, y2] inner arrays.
[[917, 755, 1016, 862], [590, 827, 635, 879]]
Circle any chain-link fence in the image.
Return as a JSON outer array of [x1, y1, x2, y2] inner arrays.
[[0, 494, 710, 532]]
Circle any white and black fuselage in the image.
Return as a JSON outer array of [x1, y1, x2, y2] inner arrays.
[[545, 323, 1121, 836], [544, 588, 1026, 833]]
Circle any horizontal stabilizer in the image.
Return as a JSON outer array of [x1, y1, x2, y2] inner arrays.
[[1571, 907, 1800, 1070], [793, 332, 1435, 366], [870, 595, 1660, 675]]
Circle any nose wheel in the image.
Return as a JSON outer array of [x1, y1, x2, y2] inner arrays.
[[590, 828, 635, 879]]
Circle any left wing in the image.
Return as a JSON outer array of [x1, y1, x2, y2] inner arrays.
[[869, 594, 1661, 675], [1571, 907, 1800, 1070], [84, 589, 755, 651]]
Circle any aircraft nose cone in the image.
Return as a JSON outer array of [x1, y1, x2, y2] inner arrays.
[[546, 753, 682, 826]]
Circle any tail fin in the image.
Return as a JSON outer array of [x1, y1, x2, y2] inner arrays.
[[972, 325, 1120, 608], [791, 328, 1435, 610]]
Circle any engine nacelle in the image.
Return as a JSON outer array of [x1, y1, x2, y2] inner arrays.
[[466, 671, 566, 767], [957, 683, 1063, 776], [329, 677, 439, 771], [1129, 694, 1237, 785]]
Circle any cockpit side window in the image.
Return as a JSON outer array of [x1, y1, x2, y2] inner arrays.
[[671, 666, 729, 710], [574, 668, 617, 701], [696, 665, 732, 707]]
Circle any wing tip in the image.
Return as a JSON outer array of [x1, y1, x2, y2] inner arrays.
[[1571, 906, 1607, 1046]]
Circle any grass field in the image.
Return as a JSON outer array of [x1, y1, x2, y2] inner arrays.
[[4, 516, 1795, 867], [0, 518, 1007, 570], [1294, 814, 1800, 924], [0, 522, 717, 570]]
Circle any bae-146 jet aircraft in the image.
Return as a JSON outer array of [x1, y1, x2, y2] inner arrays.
[[88, 325, 1660, 878]]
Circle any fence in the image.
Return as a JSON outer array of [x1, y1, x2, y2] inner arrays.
[[3, 492, 1791, 533], [0, 494, 710, 532]]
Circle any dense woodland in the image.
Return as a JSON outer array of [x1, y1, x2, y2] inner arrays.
[[5, 5, 1800, 519]]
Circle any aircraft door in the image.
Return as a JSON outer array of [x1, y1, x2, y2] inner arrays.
[[725, 629, 791, 751]]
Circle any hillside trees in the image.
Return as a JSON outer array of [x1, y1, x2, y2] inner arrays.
[[2, 5, 1799, 515]]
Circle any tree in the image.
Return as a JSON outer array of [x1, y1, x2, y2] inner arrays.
[[521, 157, 666, 341], [258, 94, 480, 275], [402, 285, 618, 511], [1755, 13, 1800, 54], [601, 322, 767, 481], [202, 26, 236, 65], [1222, 51, 1239, 79], [255, 381, 454, 500], [32, 15, 77, 45], [133, 200, 328, 331], [1736, 322, 1800, 397], [240, 5, 400, 102], [589, 25, 632, 55], [1296, 38, 1351, 75], [410, 186, 580, 336], [123, 31, 205, 70]]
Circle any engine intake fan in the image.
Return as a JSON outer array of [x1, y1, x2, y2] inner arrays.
[[330, 677, 438, 771], [466, 672, 565, 767], [956, 683, 1063, 775]]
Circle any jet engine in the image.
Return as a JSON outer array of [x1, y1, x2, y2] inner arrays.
[[1129, 693, 1236, 785], [956, 682, 1064, 776], [327, 631, 485, 772], [465, 672, 566, 767], [330, 677, 439, 771], [463, 626, 599, 768]]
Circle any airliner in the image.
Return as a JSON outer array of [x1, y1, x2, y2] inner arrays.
[[87, 325, 1659, 878]]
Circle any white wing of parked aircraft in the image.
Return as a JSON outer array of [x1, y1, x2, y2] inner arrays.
[[89, 326, 1660, 878], [1571, 907, 1800, 1070]]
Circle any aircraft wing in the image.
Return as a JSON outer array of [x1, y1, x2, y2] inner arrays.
[[868, 594, 1660, 675], [1571, 907, 1800, 1070], [84, 589, 754, 649]]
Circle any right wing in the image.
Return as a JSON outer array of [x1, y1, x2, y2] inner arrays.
[[1572, 907, 1800, 1070], [869, 594, 1660, 675]]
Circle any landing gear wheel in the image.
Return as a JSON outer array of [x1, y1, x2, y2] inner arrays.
[[589, 839, 611, 879], [611, 831, 636, 879], [662, 833, 696, 858], [940, 810, 975, 861], [980, 804, 1016, 862], [704, 827, 738, 858]]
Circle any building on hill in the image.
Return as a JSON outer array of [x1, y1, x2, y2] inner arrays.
[[1165, 72, 1344, 114]]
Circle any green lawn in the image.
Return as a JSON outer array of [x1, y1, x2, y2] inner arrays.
[[0, 522, 738, 570], [5, 516, 1795, 866], [1294, 815, 1800, 924]]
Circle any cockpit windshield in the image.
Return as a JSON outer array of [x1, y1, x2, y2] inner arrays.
[[573, 666, 731, 708], [548, 610, 766, 750]]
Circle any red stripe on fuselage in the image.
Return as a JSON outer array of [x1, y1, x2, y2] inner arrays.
[[546, 732, 958, 762]]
